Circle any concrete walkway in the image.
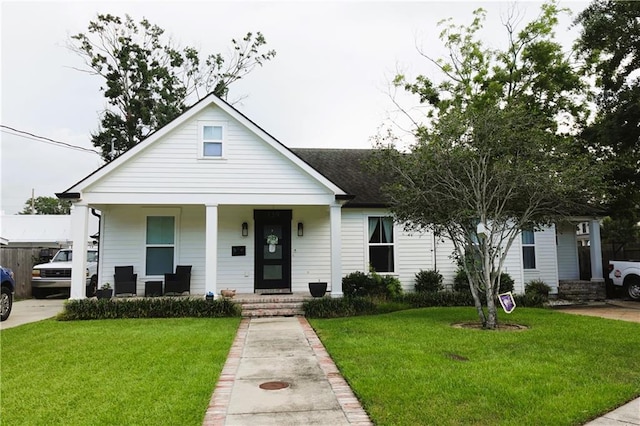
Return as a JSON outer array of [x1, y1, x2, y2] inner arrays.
[[556, 300, 640, 323], [203, 317, 372, 426], [0, 299, 65, 330]]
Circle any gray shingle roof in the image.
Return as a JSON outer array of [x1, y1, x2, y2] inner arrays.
[[291, 148, 388, 207]]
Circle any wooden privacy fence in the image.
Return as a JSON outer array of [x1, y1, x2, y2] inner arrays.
[[0, 247, 45, 298]]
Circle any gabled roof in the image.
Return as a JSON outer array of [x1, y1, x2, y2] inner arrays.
[[291, 149, 388, 208], [59, 94, 347, 198]]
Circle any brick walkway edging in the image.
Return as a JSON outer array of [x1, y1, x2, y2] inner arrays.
[[298, 317, 374, 426], [202, 317, 373, 425], [203, 318, 250, 426]]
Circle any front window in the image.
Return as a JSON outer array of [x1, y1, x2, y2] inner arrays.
[[368, 217, 394, 273], [522, 230, 536, 269], [146, 216, 175, 275]]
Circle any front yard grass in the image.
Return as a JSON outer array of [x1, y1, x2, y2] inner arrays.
[[310, 307, 640, 426], [1, 317, 240, 425]]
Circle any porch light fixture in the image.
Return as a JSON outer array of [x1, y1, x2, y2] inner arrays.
[[297, 222, 304, 237], [242, 222, 248, 237]]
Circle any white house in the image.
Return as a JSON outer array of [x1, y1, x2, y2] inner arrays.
[[57, 94, 604, 299]]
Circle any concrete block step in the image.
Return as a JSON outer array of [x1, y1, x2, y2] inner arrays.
[[240, 302, 304, 310], [241, 308, 305, 317]]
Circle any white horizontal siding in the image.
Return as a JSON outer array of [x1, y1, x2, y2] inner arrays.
[[291, 207, 331, 291], [341, 209, 367, 274], [522, 226, 559, 292], [556, 222, 579, 280], [396, 229, 433, 291], [86, 106, 330, 197], [99, 206, 144, 292], [99, 206, 206, 295], [217, 206, 255, 294]]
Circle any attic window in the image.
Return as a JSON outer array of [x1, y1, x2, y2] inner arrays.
[[199, 121, 226, 158]]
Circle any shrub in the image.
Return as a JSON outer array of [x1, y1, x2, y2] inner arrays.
[[59, 297, 241, 320], [414, 270, 444, 293], [525, 280, 551, 300], [514, 292, 546, 307], [376, 273, 403, 298], [453, 268, 514, 294], [342, 271, 372, 297], [453, 268, 470, 292], [342, 271, 402, 298]]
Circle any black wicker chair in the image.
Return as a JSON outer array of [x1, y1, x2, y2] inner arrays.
[[164, 265, 192, 295], [114, 266, 137, 296]]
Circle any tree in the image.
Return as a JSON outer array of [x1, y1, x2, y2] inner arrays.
[[574, 0, 640, 248], [20, 196, 71, 215], [372, 2, 603, 328], [70, 14, 276, 161]]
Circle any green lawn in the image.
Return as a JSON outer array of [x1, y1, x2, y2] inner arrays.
[[0, 317, 240, 426], [310, 307, 640, 426]]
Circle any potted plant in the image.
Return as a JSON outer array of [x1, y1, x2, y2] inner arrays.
[[96, 283, 113, 299], [309, 281, 327, 298]]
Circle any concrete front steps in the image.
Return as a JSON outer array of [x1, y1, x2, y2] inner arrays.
[[234, 293, 311, 317]]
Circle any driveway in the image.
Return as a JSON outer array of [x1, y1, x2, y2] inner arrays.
[[0, 299, 66, 330], [555, 300, 640, 323]]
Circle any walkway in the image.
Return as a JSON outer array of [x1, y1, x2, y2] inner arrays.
[[555, 300, 640, 323], [0, 299, 65, 330], [203, 317, 372, 425]]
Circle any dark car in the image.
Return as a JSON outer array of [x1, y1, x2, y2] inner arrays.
[[1, 265, 16, 321]]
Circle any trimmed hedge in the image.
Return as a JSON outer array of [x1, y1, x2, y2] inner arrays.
[[303, 297, 377, 318], [59, 297, 241, 320], [304, 291, 546, 318]]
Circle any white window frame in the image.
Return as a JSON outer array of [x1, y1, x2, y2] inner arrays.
[[522, 230, 536, 270], [198, 120, 227, 159], [366, 215, 396, 274], [143, 208, 180, 278]]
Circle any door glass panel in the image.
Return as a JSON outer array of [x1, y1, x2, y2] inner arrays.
[[263, 265, 283, 280], [263, 245, 283, 260]]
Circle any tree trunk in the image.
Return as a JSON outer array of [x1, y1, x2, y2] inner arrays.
[[468, 280, 487, 327], [485, 294, 498, 329]]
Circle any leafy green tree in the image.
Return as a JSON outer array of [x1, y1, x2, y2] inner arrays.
[[20, 196, 71, 215], [70, 14, 276, 161], [373, 2, 603, 329], [575, 0, 640, 245]]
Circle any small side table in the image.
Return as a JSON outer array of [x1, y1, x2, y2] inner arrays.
[[145, 281, 163, 297]]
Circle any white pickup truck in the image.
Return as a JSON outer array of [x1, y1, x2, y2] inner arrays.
[[31, 248, 98, 299], [608, 260, 640, 301]]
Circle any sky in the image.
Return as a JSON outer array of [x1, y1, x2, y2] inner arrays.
[[0, 0, 588, 215]]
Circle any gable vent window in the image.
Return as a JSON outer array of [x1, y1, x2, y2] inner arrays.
[[368, 217, 394, 273], [199, 121, 226, 158]]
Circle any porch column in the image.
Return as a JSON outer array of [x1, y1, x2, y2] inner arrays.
[[330, 204, 343, 298], [589, 219, 604, 282], [205, 204, 219, 297], [70, 204, 89, 299]]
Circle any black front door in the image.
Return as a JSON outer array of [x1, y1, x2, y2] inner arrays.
[[254, 210, 292, 292]]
